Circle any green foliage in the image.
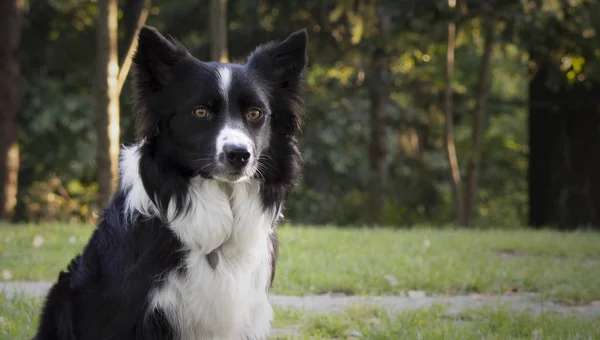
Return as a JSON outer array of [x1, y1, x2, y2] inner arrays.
[[16, 0, 99, 221], [277, 1, 533, 226], [14, 0, 599, 225], [521, 0, 600, 87], [21, 175, 97, 223]]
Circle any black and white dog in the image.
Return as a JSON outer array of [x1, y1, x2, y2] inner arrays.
[[33, 26, 307, 340]]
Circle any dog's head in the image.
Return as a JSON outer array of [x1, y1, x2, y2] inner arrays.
[[131, 26, 307, 185]]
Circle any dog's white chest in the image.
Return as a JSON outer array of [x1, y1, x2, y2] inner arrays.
[[150, 180, 277, 340]]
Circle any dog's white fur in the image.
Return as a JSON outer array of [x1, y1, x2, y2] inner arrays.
[[217, 66, 232, 102], [216, 127, 254, 159], [120, 145, 277, 339]]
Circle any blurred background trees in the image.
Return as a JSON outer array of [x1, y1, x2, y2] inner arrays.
[[1, 0, 599, 229], [0, 0, 23, 220]]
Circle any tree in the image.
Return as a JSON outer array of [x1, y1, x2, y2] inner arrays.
[[464, 16, 496, 227], [367, 7, 391, 223], [527, 0, 600, 229], [96, 0, 150, 208], [12, 0, 543, 226], [210, 0, 228, 62], [0, 0, 23, 220], [96, 0, 120, 209], [443, 0, 465, 225], [529, 70, 600, 228]]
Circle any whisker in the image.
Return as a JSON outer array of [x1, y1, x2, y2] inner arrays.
[[255, 166, 266, 181], [258, 157, 277, 172]]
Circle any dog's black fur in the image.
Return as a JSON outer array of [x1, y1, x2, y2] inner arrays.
[[32, 26, 307, 340], [34, 192, 184, 339]]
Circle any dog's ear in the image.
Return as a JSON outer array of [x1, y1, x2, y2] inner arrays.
[[131, 26, 189, 139], [132, 26, 189, 93], [247, 29, 308, 90]]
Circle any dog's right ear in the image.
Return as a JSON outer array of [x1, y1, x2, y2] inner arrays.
[[132, 26, 189, 139]]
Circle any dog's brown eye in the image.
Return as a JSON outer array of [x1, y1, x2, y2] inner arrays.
[[193, 107, 209, 119], [247, 109, 262, 120]]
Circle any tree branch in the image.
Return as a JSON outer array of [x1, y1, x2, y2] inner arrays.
[[116, 0, 151, 94], [444, 0, 465, 226]]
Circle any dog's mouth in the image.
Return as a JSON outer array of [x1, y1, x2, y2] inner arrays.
[[195, 166, 254, 183], [210, 162, 258, 183], [213, 173, 247, 183], [212, 171, 252, 183]]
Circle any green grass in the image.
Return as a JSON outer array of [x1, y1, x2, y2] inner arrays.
[[1, 293, 599, 340], [1, 223, 600, 304], [274, 226, 600, 304], [0, 293, 43, 339], [0, 223, 93, 282], [271, 305, 600, 339]]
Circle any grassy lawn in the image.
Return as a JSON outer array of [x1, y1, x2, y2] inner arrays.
[[0, 293, 42, 339], [1, 223, 600, 304], [2, 293, 599, 339], [272, 305, 600, 339]]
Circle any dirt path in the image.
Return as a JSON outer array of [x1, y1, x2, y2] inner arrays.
[[2, 281, 600, 318]]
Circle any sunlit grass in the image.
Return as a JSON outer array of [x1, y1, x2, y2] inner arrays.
[[0, 223, 93, 282]]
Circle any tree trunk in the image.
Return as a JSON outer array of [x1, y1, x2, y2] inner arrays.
[[444, 0, 465, 225], [96, 0, 120, 209], [367, 11, 392, 224], [96, 0, 150, 209], [210, 0, 228, 62], [0, 0, 23, 220], [529, 65, 600, 229], [368, 55, 390, 223], [464, 18, 496, 227]]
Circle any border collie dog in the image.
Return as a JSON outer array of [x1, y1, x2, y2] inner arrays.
[[33, 26, 307, 340]]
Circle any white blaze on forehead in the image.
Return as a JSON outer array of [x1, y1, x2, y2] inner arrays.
[[217, 66, 232, 100], [216, 127, 253, 155]]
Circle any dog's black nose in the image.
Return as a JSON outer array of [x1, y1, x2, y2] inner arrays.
[[224, 145, 251, 167]]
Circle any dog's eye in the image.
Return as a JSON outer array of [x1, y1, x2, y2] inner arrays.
[[247, 109, 262, 121], [193, 107, 209, 119]]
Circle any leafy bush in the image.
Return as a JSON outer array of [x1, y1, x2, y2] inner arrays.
[[20, 174, 98, 224]]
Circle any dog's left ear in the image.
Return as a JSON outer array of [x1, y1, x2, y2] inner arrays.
[[131, 26, 190, 139], [247, 29, 308, 89], [133, 26, 190, 91]]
